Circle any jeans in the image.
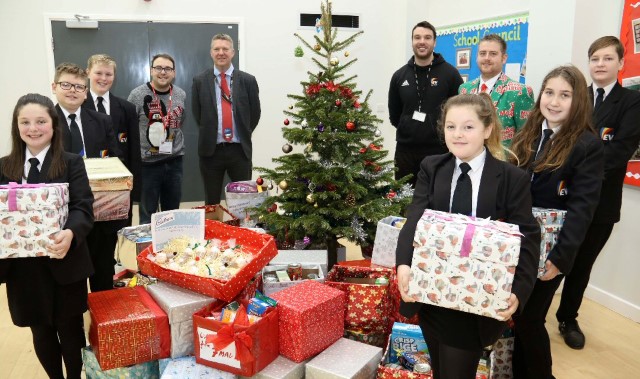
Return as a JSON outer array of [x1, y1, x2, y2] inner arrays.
[[139, 156, 183, 224]]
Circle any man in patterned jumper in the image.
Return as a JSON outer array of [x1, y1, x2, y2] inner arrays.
[[458, 34, 534, 147]]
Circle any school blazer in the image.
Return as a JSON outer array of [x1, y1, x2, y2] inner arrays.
[[83, 93, 142, 202], [396, 151, 540, 317], [459, 73, 535, 146], [529, 131, 604, 274], [56, 105, 120, 161], [589, 83, 640, 223], [192, 67, 261, 160], [0, 152, 95, 285]]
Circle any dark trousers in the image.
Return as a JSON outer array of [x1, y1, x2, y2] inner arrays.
[[512, 275, 564, 379], [30, 314, 85, 379], [419, 324, 483, 379], [556, 222, 614, 323], [139, 157, 183, 224], [394, 148, 442, 187], [199, 143, 251, 205], [86, 221, 120, 292]]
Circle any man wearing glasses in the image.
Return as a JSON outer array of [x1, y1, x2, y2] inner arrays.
[[192, 34, 261, 205], [128, 53, 186, 224]]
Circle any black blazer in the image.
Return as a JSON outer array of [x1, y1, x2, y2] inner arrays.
[[529, 131, 604, 274], [83, 93, 142, 202], [56, 104, 120, 161], [396, 152, 540, 316], [192, 67, 261, 160], [589, 83, 640, 223], [0, 152, 95, 285]]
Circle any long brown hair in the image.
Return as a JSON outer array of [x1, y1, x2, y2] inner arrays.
[[439, 93, 507, 160], [2, 94, 66, 181], [510, 65, 595, 172]]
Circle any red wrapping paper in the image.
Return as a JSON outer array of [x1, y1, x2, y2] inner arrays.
[[270, 281, 345, 363], [88, 287, 170, 370], [137, 220, 277, 301], [193, 299, 279, 376]]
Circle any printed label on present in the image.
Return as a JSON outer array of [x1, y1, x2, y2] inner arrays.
[[197, 327, 241, 368]]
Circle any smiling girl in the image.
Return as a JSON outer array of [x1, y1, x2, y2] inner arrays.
[[510, 66, 604, 378], [396, 93, 539, 379]]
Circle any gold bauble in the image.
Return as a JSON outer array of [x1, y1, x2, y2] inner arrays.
[[314, 44, 321, 51], [279, 180, 288, 190], [306, 194, 315, 204], [330, 57, 339, 66], [314, 202, 319, 208], [344, 51, 350, 57], [305, 143, 313, 153]]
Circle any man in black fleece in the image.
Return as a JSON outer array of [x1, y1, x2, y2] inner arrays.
[[388, 21, 463, 186]]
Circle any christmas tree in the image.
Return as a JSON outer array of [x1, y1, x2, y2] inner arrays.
[[255, 0, 412, 266]]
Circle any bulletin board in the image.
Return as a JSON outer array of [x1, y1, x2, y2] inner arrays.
[[435, 13, 529, 84], [620, 0, 640, 186]]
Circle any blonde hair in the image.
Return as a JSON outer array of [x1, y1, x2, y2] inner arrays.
[[439, 93, 508, 161], [87, 54, 117, 73]]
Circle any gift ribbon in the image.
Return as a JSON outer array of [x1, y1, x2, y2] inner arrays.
[[4, 182, 49, 212], [206, 305, 255, 364]]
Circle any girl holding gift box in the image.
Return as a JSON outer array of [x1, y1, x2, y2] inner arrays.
[[0, 94, 94, 379], [396, 93, 540, 379], [509, 65, 604, 378]]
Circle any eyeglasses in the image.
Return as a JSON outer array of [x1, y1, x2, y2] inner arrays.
[[56, 82, 87, 92], [152, 66, 175, 73]]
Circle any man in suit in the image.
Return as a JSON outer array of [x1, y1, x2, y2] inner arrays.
[[556, 36, 640, 349], [458, 34, 535, 147], [52, 62, 121, 292], [192, 33, 261, 205]]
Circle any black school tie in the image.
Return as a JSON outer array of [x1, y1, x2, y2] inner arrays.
[[594, 88, 604, 114], [451, 162, 472, 216], [27, 157, 40, 184], [97, 96, 107, 114], [535, 129, 554, 161], [68, 114, 83, 154]]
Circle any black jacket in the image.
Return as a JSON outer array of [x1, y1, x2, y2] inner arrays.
[[529, 131, 604, 274], [589, 83, 640, 224], [388, 54, 463, 153]]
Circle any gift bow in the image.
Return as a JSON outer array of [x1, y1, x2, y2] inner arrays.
[[206, 305, 255, 364]]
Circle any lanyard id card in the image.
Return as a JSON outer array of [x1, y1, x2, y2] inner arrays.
[[412, 111, 426, 122]]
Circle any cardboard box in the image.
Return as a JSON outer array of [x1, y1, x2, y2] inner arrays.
[[0, 182, 68, 259], [270, 245, 346, 276], [224, 181, 269, 227], [306, 338, 382, 379], [147, 282, 216, 358], [261, 264, 324, 296]]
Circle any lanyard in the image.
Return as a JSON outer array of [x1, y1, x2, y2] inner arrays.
[[215, 73, 233, 104], [413, 58, 432, 113], [150, 85, 173, 129]]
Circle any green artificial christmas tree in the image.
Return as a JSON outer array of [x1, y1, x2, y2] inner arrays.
[[255, 0, 412, 267]]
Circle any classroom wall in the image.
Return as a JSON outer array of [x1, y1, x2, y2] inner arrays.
[[1, 0, 637, 321]]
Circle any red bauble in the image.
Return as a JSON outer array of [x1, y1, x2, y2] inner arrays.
[[346, 121, 356, 131], [270, 203, 278, 212], [387, 190, 397, 199], [284, 118, 290, 126], [359, 147, 367, 154], [326, 183, 337, 192], [353, 101, 361, 108], [335, 99, 342, 107], [256, 177, 264, 185]]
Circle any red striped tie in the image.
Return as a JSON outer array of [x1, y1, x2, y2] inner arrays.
[[220, 72, 233, 141]]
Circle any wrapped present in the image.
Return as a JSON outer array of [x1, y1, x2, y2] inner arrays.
[[0, 182, 68, 259], [371, 216, 406, 268], [262, 263, 324, 296], [82, 347, 160, 379], [193, 300, 279, 376], [138, 220, 278, 301], [325, 262, 393, 334], [239, 355, 306, 379], [224, 181, 269, 227], [532, 207, 566, 278], [88, 287, 171, 370], [116, 224, 152, 271], [344, 328, 388, 348], [270, 281, 345, 363], [408, 210, 521, 321], [490, 336, 514, 379], [306, 338, 382, 379], [192, 204, 240, 226], [147, 282, 216, 358], [271, 245, 347, 276], [377, 335, 432, 379], [159, 356, 238, 379], [84, 157, 133, 221]]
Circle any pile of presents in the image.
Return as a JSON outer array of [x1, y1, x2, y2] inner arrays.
[[0, 170, 565, 379]]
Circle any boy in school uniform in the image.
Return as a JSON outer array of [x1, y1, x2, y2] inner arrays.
[[556, 36, 640, 349], [53, 62, 121, 292]]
